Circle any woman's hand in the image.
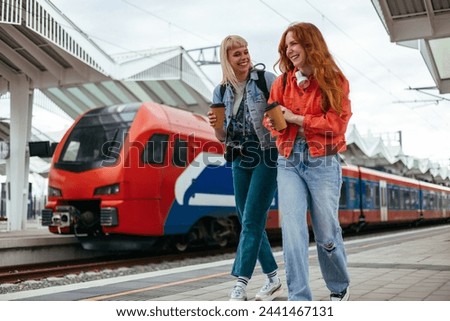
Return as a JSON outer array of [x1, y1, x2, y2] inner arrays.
[[207, 111, 217, 127], [207, 111, 226, 142], [263, 112, 276, 131], [280, 106, 304, 126]]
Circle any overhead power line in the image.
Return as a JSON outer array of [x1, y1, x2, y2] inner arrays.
[[407, 87, 450, 102], [121, 0, 214, 44], [303, 0, 410, 88], [259, 0, 291, 22]]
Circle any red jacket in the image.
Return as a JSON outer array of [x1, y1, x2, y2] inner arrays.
[[266, 70, 352, 158]]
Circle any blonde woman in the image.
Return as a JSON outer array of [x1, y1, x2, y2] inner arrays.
[[207, 35, 282, 301]]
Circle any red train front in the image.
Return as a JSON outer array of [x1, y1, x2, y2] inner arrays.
[[42, 102, 241, 250]]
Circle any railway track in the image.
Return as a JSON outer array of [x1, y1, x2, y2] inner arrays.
[[0, 246, 239, 284], [1, 221, 446, 286]]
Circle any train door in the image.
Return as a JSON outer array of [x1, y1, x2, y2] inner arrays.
[[379, 180, 388, 221]]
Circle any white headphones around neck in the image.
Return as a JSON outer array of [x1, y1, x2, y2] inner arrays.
[[295, 70, 310, 89]]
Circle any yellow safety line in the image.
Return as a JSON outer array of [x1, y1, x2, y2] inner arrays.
[[82, 271, 230, 301]]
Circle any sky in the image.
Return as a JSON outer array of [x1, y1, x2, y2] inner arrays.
[[20, 0, 450, 163]]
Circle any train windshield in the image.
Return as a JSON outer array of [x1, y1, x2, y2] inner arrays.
[[54, 104, 139, 172]]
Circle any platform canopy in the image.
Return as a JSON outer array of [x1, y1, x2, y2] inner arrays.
[[371, 0, 450, 94], [0, 0, 215, 230], [40, 47, 214, 120], [0, 0, 213, 115], [0, 0, 215, 178]]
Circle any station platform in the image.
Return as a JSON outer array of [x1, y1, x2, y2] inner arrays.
[[1, 223, 449, 302], [1, 219, 67, 239], [0, 218, 76, 259], [0, 219, 106, 267]]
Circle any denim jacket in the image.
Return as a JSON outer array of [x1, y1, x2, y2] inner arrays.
[[212, 69, 277, 150]]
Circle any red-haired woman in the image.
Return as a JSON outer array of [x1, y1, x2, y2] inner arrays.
[[264, 22, 352, 301]]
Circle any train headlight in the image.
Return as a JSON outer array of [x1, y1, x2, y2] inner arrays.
[[94, 183, 120, 195], [48, 186, 62, 197]]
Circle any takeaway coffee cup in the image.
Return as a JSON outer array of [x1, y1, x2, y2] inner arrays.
[[265, 103, 287, 131], [210, 103, 225, 129]]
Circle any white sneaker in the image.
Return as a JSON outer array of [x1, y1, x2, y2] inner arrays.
[[230, 285, 247, 301], [330, 287, 350, 301], [255, 278, 282, 301]]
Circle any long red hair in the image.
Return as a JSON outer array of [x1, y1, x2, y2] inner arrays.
[[275, 22, 346, 114]]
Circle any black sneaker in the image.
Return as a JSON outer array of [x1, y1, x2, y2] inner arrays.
[[330, 287, 350, 301]]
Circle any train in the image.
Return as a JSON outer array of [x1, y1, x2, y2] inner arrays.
[[41, 102, 450, 251]]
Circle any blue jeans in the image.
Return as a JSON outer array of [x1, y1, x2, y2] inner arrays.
[[231, 143, 278, 278], [277, 138, 350, 300]]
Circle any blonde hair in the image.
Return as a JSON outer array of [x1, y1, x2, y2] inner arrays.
[[220, 35, 252, 89], [275, 22, 346, 114]]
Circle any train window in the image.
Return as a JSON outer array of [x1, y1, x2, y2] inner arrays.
[[339, 180, 347, 207], [404, 189, 411, 209], [349, 181, 356, 203], [363, 182, 379, 209], [173, 138, 188, 167], [394, 188, 400, 209], [422, 192, 427, 209], [406, 188, 412, 209], [363, 183, 373, 209], [60, 127, 125, 164], [347, 179, 359, 209], [62, 141, 79, 161], [388, 186, 400, 209], [374, 184, 380, 209], [55, 106, 138, 171], [143, 134, 169, 165], [399, 188, 406, 209], [411, 190, 419, 209], [365, 184, 371, 198], [422, 192, 434, 210], [426, 192, 432, 210], [444, 194, 450, 211], [428, 192, 436, 210]]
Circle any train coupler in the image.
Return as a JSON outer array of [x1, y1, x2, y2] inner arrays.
[[52, 205, 78, 228]]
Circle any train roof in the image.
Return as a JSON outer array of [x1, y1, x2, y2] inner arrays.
[[139, 102, 216, 140], [344, 165, 420, 185], [343, 164, 450, 192], [417, 180, 450, 193]]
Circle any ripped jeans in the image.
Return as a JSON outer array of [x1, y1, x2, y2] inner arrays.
[[277, 138, 350, 301]]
